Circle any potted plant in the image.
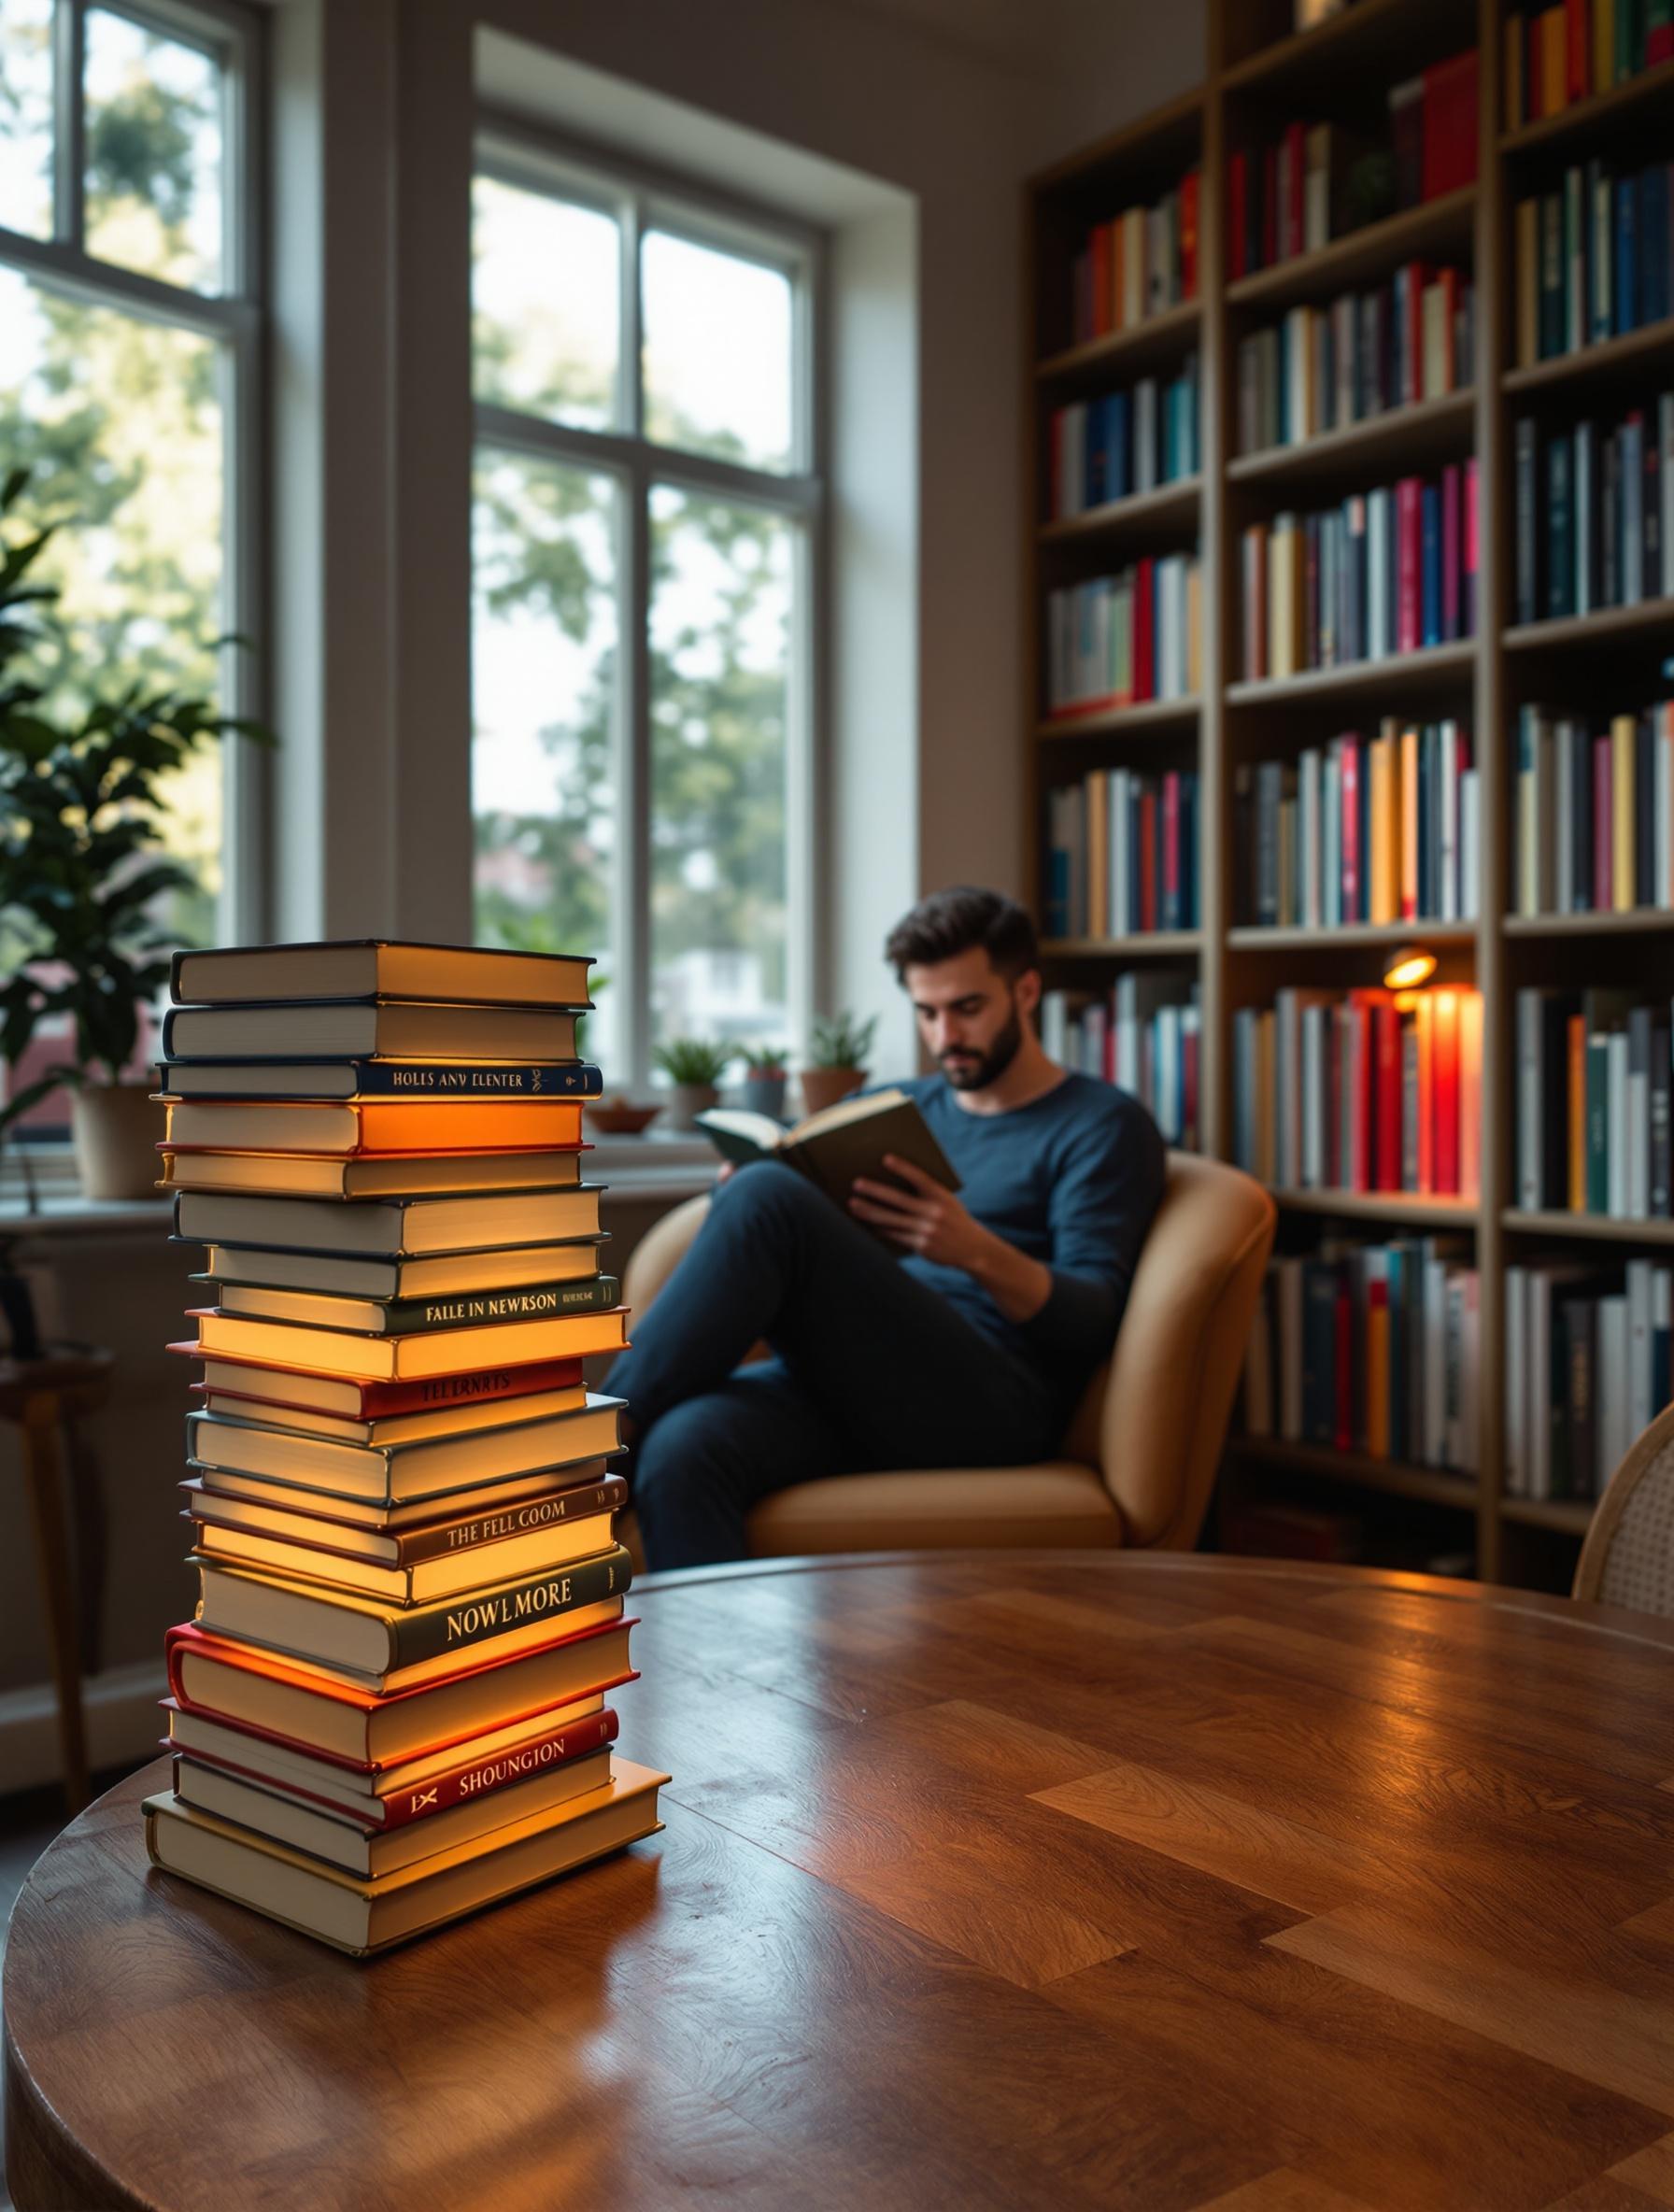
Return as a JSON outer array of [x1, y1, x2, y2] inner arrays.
[[800, 1010, 877, 1117], [652, 1036, 733, 1130], [740, 1045, 788, 1121], [0, 472, 273, 1199]]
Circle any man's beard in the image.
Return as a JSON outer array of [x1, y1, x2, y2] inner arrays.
[[942, 1001, 1024, 1090]]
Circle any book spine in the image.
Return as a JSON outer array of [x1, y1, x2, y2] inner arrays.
[[394, 1475, 628, 1567], [366, 1275, 621, 1336], [339, 1063, 603, 1099], [378, 1708, 618, 1827], [353, 1358, 588, 1418], [389, 1546, 631, 1669]]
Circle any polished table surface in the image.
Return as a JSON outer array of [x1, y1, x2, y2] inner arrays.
[[10, 1552, 1674, 2212]]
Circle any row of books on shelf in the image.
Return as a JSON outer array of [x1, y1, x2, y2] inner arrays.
[[140, 938, 665, 1955], [1044, 554, 1201, 717], [1040, 978, 1199, 1148], [1240, 466, 1479, 683], [1228, 51, 1478, 284], [1235, 267, 1474, 458], [1505, 1258, 1671, 1502], [1514, 702, 1674, 913], [1048, 357, 1200, 520], [1235, 722, 1479, 930], [1516, 987, 1674, 1218], [1513, 397, 1674, 622], [1067, 171, 1200, 349], [1505, 0, 1674, 132], [1231, 986, 1483, 1200], [1241, 1240, 1481, 1474], [1515, 161, 1674, 367], [1043, 770, 1199, 942]]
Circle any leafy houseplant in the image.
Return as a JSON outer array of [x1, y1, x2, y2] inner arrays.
[[652, 1035, 733, 1130], [801, 1010, 878, 1117], [741, 1043, 787, 1121], [0, 472, 272, 1198]]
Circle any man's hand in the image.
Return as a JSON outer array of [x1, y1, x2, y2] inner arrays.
[[847, 1154, 992, 1271], [849, 1153, 1054, 1324]]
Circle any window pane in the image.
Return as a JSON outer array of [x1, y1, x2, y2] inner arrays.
[[648, 485, 792, 1064], [473, 451, 622, 1077], [642, 231, 794, 474], [474, 177, 620, 432], [0, 266, 227, 953], [0, 0, 55, 239], [84, 7, 223, 293]]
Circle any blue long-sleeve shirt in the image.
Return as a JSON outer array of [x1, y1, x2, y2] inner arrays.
[[883, 1071, 1166, 1415]]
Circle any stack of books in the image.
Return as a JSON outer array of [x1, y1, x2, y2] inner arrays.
[[1505, 2, 1674, 133], [1067, 169, 1200, 347], [142, 939, 666, 1955], [1514, 160, 1674, 369]]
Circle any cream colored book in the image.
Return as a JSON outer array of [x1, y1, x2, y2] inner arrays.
[[144, 1758, 667, 1954], [161, 1149, 583, 1199], [171, 939, 593, 1009]]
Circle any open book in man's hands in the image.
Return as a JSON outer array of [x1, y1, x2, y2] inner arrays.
[[696, 1087, 960, 1208]]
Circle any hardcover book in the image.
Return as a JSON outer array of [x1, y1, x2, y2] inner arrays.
[[160, 1098, 589, 1153], [143, 1758, 666, 1955], [696, 1087, 959, 1203], [201, 1276, 610, 1339], [191, 1238, 608, 1302], [160, 1148, 586, 1200], [179, 1352, 589, 1422], [171, 1184, 603, 1256], [187, 1291, 628, 1381], [162, 1002, 582, 1063], [187, 1455, 615, 1532], [159, 1058, 605, 1100], [170, 940, 593, 1010]]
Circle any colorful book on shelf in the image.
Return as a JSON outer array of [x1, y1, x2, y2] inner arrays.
[[1515, 985, 1673, 1218]]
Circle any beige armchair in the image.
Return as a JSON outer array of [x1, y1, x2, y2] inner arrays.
[[617, 1149, 1275, 1558]]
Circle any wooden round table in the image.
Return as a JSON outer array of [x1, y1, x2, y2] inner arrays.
[[10, 1553, 1674, 2212]]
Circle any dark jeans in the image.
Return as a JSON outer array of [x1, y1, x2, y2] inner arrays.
[[605, 1161, 1064, 1569]]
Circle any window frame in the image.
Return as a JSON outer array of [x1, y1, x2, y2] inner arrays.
[[0, 0, 268, 945], [472, 113, 826, 1095]]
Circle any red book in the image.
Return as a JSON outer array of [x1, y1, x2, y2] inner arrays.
[[1180, 170, 1199, 297], [1134, 557, 1156, 701], [175, 1353, 588, 1420], [1375, 1001, 1403, 1192], [1422, 50, 1479, 198], [1139, 788, 1158, 931], [1332, 1283, 1354, 1451], [1432, 987, 1461, 1196], [1567, 0, 1590, 94], [1594, 733, 1613, 907], [1397, 476, 1423, 653], [166, 1705, 620, 1830], [1162, 771, 1181, 926], [1528, 15, 1544, 118], [1091, 220, 1112, 336], [1229, 150, 1249, 280], [1653, 3, 1674, 64], [1284, 122, 1306, 260], [1263, 143, 1279, 270], [1341, 738, 1362, 924], [1441, 462, 1462, 641]]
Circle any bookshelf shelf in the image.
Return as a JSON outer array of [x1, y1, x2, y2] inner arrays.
[[1498, 1496, 1594, 1536], [1226, 641, 1477, 709], [1035, 301, 1202, 390], [1225, 189, 1478, 317], [1501, 313, 1674, 397], [1035, 696, 1199, 742], [1228, 1432, 1480, 1512], [1227, 919, 1478, 953], [1227, 391, 1476, 494], [1270, 1188, 1479, 1227], [1499, 58, 1674, 159], [1503, 909, 1674, 938], [1503, 596, 1674, 653], [1502, 1211, 1674, 1246], [1024, 4, 1674, 1592], [1041, 931, 1202, 959], [1038, 476, 1201, 547]]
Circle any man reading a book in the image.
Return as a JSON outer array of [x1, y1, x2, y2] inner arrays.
[[608, 886, 1165, 1568]]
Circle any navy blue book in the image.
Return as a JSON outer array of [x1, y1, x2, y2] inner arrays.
[[1548, 436, 1574, 620], [159, 1059, 605, 1100], [1616, 176, 1638, 338], [1421, 483, 1440, 647]]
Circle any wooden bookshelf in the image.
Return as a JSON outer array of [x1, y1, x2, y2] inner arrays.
[[1023, 0, 1674, 1592]]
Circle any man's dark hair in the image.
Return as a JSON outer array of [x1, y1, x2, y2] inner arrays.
[[885, 886, 1039, 983]]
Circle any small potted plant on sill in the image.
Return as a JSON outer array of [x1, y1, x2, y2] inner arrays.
[[740, 1044, 788, 1121], [0, 471, 274, 1200], [652, 1035, 733, 1131], [800, 1010, 877, 1117]]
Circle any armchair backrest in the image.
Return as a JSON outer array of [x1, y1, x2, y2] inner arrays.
[[618, 1149, 1276, 1552]]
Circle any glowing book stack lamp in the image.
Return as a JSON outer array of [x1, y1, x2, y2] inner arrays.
[[144, 939, 666, 1956]]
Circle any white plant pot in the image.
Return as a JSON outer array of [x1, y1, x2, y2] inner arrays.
[[70, 1083, 163, 1201]]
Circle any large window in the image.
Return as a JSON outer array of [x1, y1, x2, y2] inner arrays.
[[471, 134, 820, 1090], [0, 1, 262, 952]]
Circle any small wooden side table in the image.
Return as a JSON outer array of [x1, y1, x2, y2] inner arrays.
[[1, 1345, 113, 1813]]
